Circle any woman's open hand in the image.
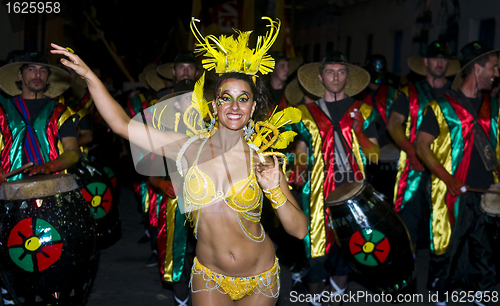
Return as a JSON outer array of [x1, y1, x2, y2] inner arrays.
[[255, 155, 281, 190], [50, 43, 92, 81]]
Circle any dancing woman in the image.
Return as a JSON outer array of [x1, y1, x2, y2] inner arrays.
[[51, 16, 308, 306]]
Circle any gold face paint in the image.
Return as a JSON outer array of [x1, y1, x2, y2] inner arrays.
[[216, 90, 251, 107]]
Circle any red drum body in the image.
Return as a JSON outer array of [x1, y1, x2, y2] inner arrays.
[[325, 180, 415, 294], [0, 174, 98, 305], [70, 159, 121, 249]]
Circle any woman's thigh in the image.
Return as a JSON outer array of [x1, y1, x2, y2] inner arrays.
[[234, 292, 278, 306], [191, 276, 234, 306]]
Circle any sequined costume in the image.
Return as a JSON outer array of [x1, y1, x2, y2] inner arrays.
[[190, 257, 280, 300], [0, 95, 77, 181], [184, 137, 265, 242]]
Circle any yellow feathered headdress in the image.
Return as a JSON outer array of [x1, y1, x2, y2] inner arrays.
[[179, 16, 299, 176], [190, 17, 280, 76]]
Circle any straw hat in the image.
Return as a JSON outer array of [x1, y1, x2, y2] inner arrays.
[[288, 57, 304, 77], [138, 73, 150, 89], [0, 51, 72, 98], [298, 51, 370, 98], [407, 40, 461, 77], [139, 64, 157, 89], [156, 62, 175, 80], [452, 41, 500, 89], [284, 78, 303, 105], [146, 70, 168, 92], [284, 77, 320, 105]]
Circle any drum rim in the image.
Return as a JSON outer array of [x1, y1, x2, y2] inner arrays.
[[378, 143, 400, 163], [325, 180, 366, 206], [480, 183, 500, 217], [2, 173, 72, 184], [0, 173, 79, 200]]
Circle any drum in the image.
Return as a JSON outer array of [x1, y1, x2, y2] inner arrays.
[[480, 182, 500, 239], [480, 182, 500, 279], [325, 180, 415, 294], [369, 143, 400, 203], [0, 174, 97, 305], [70, 159, 121, 249]]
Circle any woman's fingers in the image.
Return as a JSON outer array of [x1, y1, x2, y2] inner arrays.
[[50, 43, 80, 64], [272, 155, 279, 170]]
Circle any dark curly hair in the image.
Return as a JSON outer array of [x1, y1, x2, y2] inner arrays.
[[213, 72, 271, 122]]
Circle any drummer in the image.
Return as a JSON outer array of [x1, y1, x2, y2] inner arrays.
[[0, 51, 79, 305], [386, 41, 460, 255], [416, 41, 499, 306], [356, 54, 399, 148], [145, 79, 197, 306], [0, 51, 79, 182], [356, 54, 400, 200], [292, 51, 378, 305], [265, 51, 303, 110]]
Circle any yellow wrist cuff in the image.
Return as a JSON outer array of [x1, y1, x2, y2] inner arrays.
[[263, 185, 287, 209]]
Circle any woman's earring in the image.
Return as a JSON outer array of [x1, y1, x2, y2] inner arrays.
[[208, 115, 216, 132], [243, 118, 255, 141]]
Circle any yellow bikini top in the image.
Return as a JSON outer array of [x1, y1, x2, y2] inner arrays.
[[183, 137, 262, 213]]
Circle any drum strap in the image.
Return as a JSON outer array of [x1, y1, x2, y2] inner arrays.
[[174, 295, 189, 306], [12, 96, 45, 166], [447, 90, 499, 171], [419, 80, 436, 103], [316, 98, 352, 173], [329, 277, 346, 296], [0, 272, 23, 305]]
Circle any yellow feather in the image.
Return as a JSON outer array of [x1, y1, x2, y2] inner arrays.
[[271, 131, 297, 149], [189, 16, 280, 76], [268, 107, 302, 128]]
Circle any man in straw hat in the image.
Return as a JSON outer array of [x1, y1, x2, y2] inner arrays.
[[156, 50, 200, 90], [416, 41, 499, 306], [386, 40, 460, 257], [0, 51, 78, 304], [0, 51, 79, 182], [291, 51, 379, 305], [266, 51, 303, 110]]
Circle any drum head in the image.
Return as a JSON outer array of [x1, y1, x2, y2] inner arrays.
[[379, 143, 400, 163], [481, 182, 500, 216], [325, 180, 365, 206], [0, 173, 79, 200]]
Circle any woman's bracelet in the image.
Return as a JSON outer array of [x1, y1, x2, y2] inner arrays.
[[263, 185, 287, 209]]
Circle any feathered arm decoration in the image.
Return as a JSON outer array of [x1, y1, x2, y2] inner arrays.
[[249, 107, 302, 153], [183, 72, 212, 135], [247, 107, 302, 172]]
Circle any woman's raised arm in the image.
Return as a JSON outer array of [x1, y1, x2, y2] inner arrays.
[[50, 43, 186, 161]]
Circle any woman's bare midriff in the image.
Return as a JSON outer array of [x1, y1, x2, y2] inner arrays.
[[194, 201, 276, 278]]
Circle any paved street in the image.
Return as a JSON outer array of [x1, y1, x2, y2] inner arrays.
[[85, 183, 500, 306]]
